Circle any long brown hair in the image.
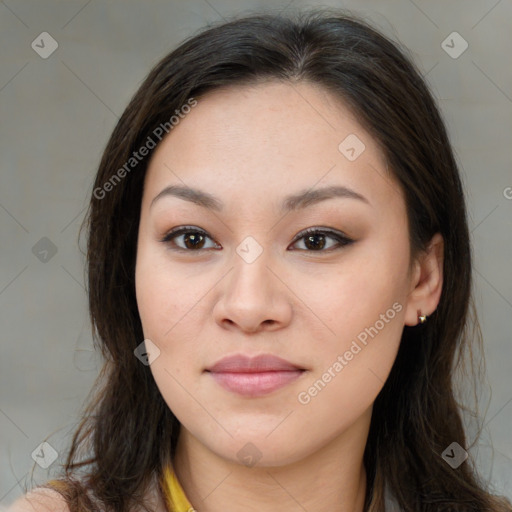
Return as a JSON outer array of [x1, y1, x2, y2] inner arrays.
[[37, 8, 511, 512]]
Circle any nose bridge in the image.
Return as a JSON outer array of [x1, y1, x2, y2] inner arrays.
[[214, 233, 292, 331], [230, 234, 274, 297]]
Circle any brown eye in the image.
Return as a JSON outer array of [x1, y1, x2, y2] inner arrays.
[[181, 232, 206, 249], [290, 228, 354, 252], [161, 227, 219, 251]]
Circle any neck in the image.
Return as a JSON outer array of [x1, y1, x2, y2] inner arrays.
[[173, 408, 371, 512]]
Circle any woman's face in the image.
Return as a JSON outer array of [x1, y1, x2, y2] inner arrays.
[[136, 81, 423, 466]]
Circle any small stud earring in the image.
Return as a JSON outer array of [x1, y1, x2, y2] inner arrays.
[[417, 310, 427, 324]]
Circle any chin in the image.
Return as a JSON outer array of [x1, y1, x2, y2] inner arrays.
[[199, 429, 318, 469]]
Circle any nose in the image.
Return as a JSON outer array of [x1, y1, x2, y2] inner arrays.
[[213, 250, 293, 334]]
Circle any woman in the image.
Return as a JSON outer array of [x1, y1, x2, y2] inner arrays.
[[9, 8, 511, 512]]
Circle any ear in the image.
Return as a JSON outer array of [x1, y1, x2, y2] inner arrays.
[[404, 233, 444, 326]]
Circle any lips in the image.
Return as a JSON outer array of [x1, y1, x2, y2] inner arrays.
[[207, 354, 304, 373], [205, 354, 306, 397]]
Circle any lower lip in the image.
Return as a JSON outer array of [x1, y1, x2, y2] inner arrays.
[[207, 370, 304, 397]]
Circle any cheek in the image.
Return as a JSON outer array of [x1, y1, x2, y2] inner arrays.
[[295, 299, 405, 437], [136, 256, 204, 414], [298, 239, 408, 400], [135, 242, 211, 393], [135, 240, 196, 341], [135, 261, 171, 341], [302, 240, 408, 341]]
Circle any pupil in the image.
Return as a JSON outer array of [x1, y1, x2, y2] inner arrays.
[[306, 234, 325, 250], [185, 233, 204, 249]]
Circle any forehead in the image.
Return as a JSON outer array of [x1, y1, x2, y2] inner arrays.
[[143, 80, 402, 215]]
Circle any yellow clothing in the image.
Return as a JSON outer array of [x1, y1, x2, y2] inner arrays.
[[45, 465, 194, 512], [161, 464, 195, 512]]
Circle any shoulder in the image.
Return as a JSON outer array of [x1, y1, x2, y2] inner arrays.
[[7, 487, 70, 512]]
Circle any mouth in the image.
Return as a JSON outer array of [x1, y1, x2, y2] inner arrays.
[[205, 354, 307, 397]]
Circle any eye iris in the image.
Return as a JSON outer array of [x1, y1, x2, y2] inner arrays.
[[305, 233, 326, 250], [184, 232, 205, 249]]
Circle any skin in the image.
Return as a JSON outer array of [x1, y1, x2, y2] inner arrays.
[[135, 81, 444, 512]]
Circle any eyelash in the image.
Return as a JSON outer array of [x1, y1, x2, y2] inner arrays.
[[160, 226, 354, 253]]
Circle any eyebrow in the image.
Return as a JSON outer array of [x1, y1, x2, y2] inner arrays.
[[150, 184, 370, 212]]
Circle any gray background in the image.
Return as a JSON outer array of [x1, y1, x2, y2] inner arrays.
[[1, 0, 511, 506]]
